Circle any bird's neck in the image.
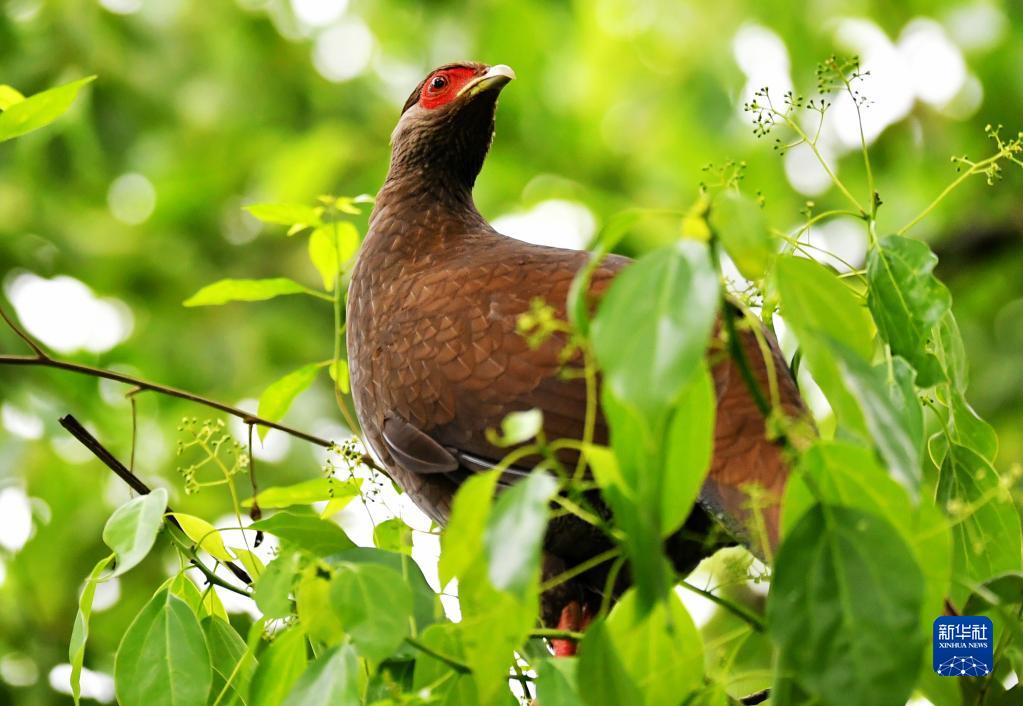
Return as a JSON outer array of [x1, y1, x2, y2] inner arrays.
[[368, 168, 491, 252]]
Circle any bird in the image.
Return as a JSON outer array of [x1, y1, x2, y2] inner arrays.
[[346, 61, 805, 653]]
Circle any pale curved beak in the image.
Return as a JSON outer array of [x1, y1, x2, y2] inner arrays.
[[458, 64, 516, 98]]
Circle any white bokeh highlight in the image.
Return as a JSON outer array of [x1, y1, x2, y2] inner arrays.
[[291, 0, 347, 27], [49, 664, 114, 703], [5, 273, 133, 354], [492, 199, 597, 251], [0, 487, 33, 553], [312, 19, 374, 83], [2, 403, 43, 439], [107, 173, 157, 225]]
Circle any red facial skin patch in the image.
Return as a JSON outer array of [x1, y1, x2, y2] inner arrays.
[[419, 67, 480, 109]]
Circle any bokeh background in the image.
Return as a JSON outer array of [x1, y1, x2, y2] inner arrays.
[[1, 0, 1021, 703]]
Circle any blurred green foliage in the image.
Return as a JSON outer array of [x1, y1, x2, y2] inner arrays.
[[1, 1, 1022, 704]]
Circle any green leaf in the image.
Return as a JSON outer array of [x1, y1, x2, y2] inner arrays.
[[328, 548, 441, 643], [680, 192, 712, 242], [248, 627, 307, 706], [168, 573, 206, 616], [0, 75, 95, 143], [307, 223, 359, 291], [114, 588, 212, 706], [937, 444, 1022, 606], [103, 488, 168, 577], [867, 235, 951, 387], [256, 363, 324, 440], [250, 511, 355, 556], [328, 358, 350, 394], [243, 478, 359, 510], [202, 616, 256, 706], [567, 210, 645, 336], [767, 504, 924, 706], [935, 311, 969, 391], [963, 572, 1023, 615], [412, 624, 479, 705], [231, 547, 265, 580], [0, 85, 25, 110], [781, 441, 951, 632], [537, 658, 584, 706], [253, 551, 300, 619], [281, 645, 360, 706], [330, 561, 414, 661], [598, 387, 672, 609], [439, 470, 500, 585], [484, 471, 558, 596], [372, 517, 412, 555], [661, 364, 715, 535], [183, 278, 313, 307], [948, 388, 998, 463], [244, 203, 322, 228], [888, 356, 925, 465], [457, 560, 537, 704], [577, 620, 642, 706], [169, 512, 235, 563], [70, 554, 114, 706], [166, 573, 228, 622], [591, 240, 719, 428], [487, 408, 543, 447], [774, 255, 873, 432], [830, 344, 922, 498], [295, 566, 345, 647], [709, 189, 776, 280], [603, 589, 704, 706]]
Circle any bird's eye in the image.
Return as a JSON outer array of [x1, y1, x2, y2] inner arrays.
[[430, 75, 448, 90]]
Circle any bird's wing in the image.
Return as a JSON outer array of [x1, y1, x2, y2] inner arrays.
[[381, 416, 458, 474], [369, 237, 626, 479]]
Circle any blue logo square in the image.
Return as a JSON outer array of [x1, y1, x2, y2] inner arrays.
[[933, 616, 993, 676]]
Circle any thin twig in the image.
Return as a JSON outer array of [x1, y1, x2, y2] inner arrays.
[[4, 355, 328, 446], [720, 303, 771, 419], [539, 547, 620, 593], [404, 637, 471, 674], [0, 350, 389, 478], [0, 303, 48, 358], [677, 580, 765, 632], [529, 628, 585, 642]]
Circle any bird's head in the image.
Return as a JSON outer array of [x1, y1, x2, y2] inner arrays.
[[388, 62, 515, 191]]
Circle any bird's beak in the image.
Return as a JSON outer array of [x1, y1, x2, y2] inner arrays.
[[458, 64, 516, 99]]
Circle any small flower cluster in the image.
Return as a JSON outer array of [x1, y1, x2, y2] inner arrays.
[[700, 160, 747, 190], [175, 417, 250, 494], [951, 124, 1023, 185]]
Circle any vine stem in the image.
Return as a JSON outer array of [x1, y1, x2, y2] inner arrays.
[[896, 151, 1007, 236], [0, 302, 47, 358], [404, 637, 471, 674], [530, 628, 585, 642], [539, 547, 620, 593], [677, 580, 765, 632], [773, 109, 867, 216]]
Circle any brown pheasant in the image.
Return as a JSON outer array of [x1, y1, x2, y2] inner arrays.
[[346, 62, 804, 649]]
